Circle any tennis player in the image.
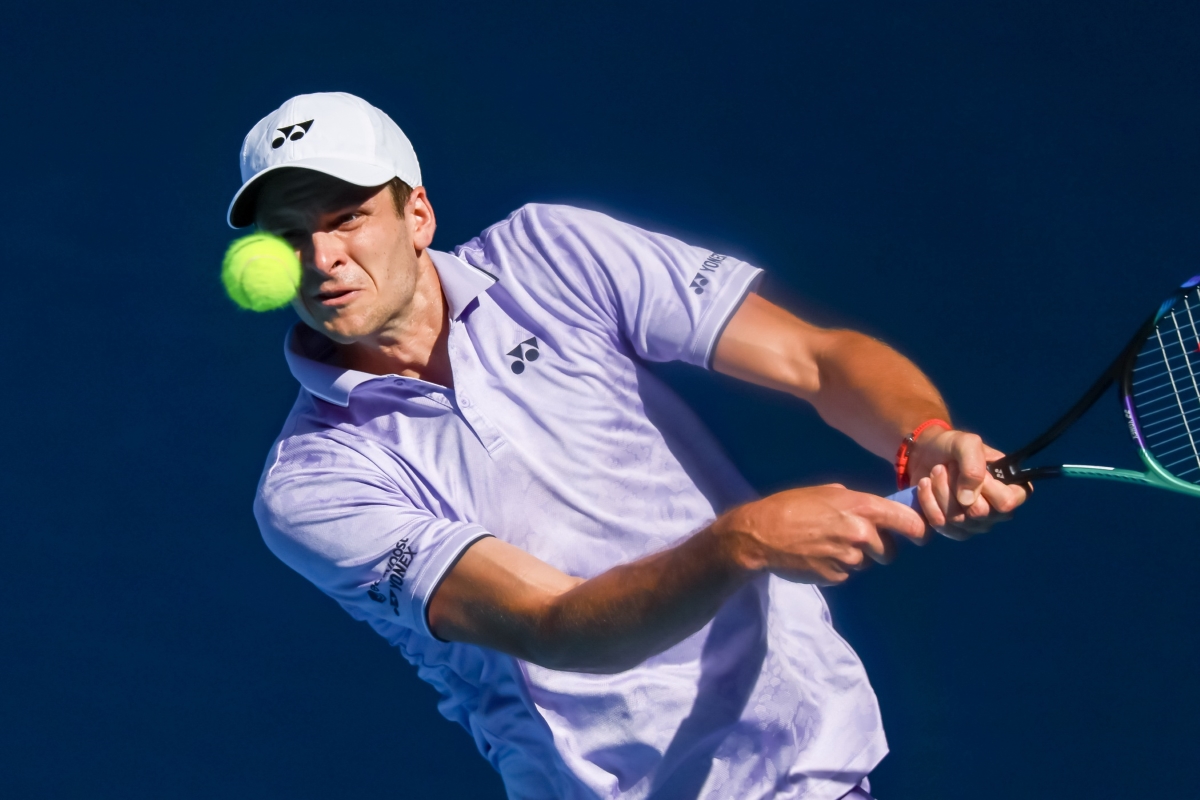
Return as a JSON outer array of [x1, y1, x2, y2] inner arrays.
[[237, 92, 1026, 800]]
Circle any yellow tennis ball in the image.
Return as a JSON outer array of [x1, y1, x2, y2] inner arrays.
[[221, 233, 301, 312]]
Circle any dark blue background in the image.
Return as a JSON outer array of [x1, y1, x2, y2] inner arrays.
[[4, 2, 1199, 797]]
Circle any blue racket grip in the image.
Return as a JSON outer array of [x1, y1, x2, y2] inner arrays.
[[884, 486, 920, 512]]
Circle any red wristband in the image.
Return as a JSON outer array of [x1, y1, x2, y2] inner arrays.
[[895, 418, 952, 490]]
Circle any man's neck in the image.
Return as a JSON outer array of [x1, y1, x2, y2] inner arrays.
[[336, 251, 455, 388]]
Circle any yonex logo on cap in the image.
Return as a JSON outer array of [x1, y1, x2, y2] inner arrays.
[[272, 120, 314, 149], [230, 93, 424, 228]]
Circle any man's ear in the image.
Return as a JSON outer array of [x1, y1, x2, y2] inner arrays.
[[407, 186, 436, 250]]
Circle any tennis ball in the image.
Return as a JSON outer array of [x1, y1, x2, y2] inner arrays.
[[221, 233, 301, 312]]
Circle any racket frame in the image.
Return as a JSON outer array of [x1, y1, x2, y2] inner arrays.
[[986, 276, 1200, 499]]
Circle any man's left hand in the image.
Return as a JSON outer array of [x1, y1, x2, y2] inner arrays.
[[907, 428, 1029, 540]]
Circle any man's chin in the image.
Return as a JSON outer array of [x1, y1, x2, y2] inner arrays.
[[318, 322, 369, 345], [294, 309, 358, 343], [302, 304, 372, 343]]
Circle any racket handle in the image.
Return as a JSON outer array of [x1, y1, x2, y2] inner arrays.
[[884, 486, 920, 512]]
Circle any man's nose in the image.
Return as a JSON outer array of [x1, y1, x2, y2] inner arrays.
[[308, 231, 345, 275]]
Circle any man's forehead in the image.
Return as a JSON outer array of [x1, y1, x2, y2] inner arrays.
[[256, 169, 382, 225]]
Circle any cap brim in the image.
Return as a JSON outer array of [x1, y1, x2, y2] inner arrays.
[[226, 158, 397, 228]]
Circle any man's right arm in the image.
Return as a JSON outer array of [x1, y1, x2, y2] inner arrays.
[[426, 485, 926, 674]]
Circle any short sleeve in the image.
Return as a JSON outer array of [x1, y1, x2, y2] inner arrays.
[[254, 432, 491, 637], [464, 204, 764, 367]]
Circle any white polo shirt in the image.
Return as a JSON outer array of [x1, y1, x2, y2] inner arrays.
[[255, 204, 887, 800]]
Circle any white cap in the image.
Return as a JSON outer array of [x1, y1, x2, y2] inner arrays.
[[227, 92, 422, 228]]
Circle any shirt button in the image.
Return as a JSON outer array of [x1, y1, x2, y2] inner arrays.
[[460, 395, 471, 407]]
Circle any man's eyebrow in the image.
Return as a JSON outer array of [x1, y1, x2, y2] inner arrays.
[[323, 199, 374, 221]]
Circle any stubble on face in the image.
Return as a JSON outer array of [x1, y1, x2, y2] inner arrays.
[[252, 169, 450, 384], [255, 169, 422, 344]]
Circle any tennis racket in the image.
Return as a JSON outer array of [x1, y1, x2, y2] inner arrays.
[[888, 274, 1200, 511]]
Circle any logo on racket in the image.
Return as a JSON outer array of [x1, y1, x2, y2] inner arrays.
[[508, 337, 540, 374], [272, 120, 314, 149]]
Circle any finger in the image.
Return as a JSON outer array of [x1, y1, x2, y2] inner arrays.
[[915, 477, 942, 542], [963, 488, 992, 520], [842, 545, 867, 570], [957, 478, 1020, 533], [931, 465, 970, 540], [958, 501, 1013, 531], [840, 515, 889, 566], [950, 511, 1014, 537], [951, 433, 988, 507], [860, 529, 897, 566], [978, 475, 1029, 515], [877, 529, 897, 564], [940, 462, 976, 527], [938, 524, 972, 541], [932, 463, 960, 519], [821, 565, 850, 585], [843, 545, 875, 572], [856, 494, 926, 542]]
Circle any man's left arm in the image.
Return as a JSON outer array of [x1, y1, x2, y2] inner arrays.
[[712, 292, 1028, 537]]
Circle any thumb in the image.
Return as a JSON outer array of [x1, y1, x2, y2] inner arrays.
[[952, 432, 988, 506]]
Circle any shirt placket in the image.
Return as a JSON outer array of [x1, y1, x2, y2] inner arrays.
[[447, 320, 507, 455]]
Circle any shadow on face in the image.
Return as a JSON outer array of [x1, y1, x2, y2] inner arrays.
[[254, 168, 386, 235]]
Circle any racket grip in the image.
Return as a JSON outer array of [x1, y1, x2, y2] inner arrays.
[[884, 486, 920, 512]]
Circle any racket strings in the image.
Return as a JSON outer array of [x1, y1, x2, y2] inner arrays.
[[1131, 287, 1200, 482]]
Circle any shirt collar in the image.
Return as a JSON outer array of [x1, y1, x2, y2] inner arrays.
[[283, 248, 497, 407], [429, 248, 497, 320]]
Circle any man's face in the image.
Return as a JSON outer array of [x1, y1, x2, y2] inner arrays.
[[255, 171, 436, 344]]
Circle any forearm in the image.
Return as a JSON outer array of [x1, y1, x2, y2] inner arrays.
[[529, 483, 929, 670], [533, 526, 750, 673], [429, 525, 754, 674], [806, 329, 950, 460], [430, 484, 930, 672], [713, 293, 950, 461]]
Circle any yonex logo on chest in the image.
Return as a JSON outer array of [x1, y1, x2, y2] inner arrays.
[[272, 119, 314, 149], [507, 337, 540, 374], [689, 253, 728, 294]]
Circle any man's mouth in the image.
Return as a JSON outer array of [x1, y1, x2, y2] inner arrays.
[[314, 287, 360, 307]]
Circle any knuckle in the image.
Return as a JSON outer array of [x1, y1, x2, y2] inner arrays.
[[845, 523, 870, 545], [960, 432, 982, 449]]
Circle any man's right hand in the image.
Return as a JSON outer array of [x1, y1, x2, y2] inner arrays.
[[714, 485, 929, 585]]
